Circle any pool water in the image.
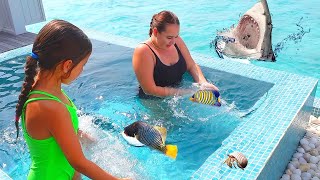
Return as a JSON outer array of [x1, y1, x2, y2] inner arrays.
[[26, 0, 320, 97], [0, 40, 272, 179]]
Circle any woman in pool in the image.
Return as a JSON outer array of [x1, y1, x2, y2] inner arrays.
[[15, 20, 128, 180], [132, 10, 219, 97]]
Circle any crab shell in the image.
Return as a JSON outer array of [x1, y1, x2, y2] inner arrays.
[[228, 152, 248, 169]]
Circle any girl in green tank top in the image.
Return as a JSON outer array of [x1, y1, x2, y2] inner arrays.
[[15, 20, 127, 180]]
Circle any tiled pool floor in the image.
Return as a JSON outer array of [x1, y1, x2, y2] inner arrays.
[[0, 169, 11, 180]]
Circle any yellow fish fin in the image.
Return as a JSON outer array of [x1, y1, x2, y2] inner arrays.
[[165, 145, 178, 159], [154, 126, 167, 142]]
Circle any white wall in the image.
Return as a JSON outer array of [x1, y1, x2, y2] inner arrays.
[[7, 0, 27, 34], [20, 0, 45, 25], [0, 0, 15, 33], [0, 0, 45, 35], [0, 1, 4, 31]]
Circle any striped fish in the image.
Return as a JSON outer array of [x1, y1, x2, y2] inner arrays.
[[124, 121, 178, 159], [190, 90, 221, 106]]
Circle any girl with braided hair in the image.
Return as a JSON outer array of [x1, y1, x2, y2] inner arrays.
[[15, 20, 128, 180]]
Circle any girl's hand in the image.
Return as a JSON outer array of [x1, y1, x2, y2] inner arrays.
[[78, 129, 96, 144]]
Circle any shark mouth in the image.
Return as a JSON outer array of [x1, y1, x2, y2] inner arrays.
[[237, 15, 260, 49], [214, 0, 275, 61]]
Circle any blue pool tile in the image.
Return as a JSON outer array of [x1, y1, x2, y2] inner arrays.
[[0, 169, 12, 180]]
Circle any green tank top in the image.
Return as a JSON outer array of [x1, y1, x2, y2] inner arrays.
[[21, 90, 79, 180]]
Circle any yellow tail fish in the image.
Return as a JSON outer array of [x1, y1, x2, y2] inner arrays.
[[123, 121, 178, 159]]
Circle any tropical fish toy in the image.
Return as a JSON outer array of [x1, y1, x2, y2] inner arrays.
[[190, 90, 221, 106], [121, 121, 178, 159]]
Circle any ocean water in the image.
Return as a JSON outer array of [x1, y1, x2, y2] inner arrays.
[[26, 0, 320, 97], [0, 40, 272, 179]]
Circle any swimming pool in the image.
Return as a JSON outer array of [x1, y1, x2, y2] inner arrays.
[[0, 0, 319, 179], [0, 38, 273, 179], [26, 0, 320, 97]]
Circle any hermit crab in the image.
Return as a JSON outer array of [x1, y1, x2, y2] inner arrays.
[[223, 152, 248, 170]]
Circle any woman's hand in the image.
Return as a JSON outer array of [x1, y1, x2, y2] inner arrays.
[[176, 88, 195, 96], [199, 82, 219, 91]]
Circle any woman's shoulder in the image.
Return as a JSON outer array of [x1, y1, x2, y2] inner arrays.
[[132, 42, 156, 69], [134, 42, 150, 52], [133, 42, 153, 59], [175, 36, 186, 49]]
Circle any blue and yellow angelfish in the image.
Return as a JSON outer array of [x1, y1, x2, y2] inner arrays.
[[190, 90, 221, 106]]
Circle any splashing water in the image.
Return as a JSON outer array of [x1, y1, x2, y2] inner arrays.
[[274, 17, 311, 57], [78, 113, 146, 180]]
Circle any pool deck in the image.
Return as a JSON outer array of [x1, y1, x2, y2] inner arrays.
[[0, 32, 36, 54], [0, 30, 319, 179]]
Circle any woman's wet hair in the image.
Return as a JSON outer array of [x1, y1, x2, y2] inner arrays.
[[15, 19, 92, 138], [149, 10, 180, 37]]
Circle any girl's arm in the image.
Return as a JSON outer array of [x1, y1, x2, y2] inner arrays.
[[44, 101, 121, 180]]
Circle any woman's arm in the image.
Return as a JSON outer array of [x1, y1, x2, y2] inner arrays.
[[132, 44, 191, 97], [43, 101, 120, 180], [175, 37, 219, 91]]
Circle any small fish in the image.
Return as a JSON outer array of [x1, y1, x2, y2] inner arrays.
[[190, 90, 221, 106], [123, 121, 178, 159], [223, 152, 248, 170]]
